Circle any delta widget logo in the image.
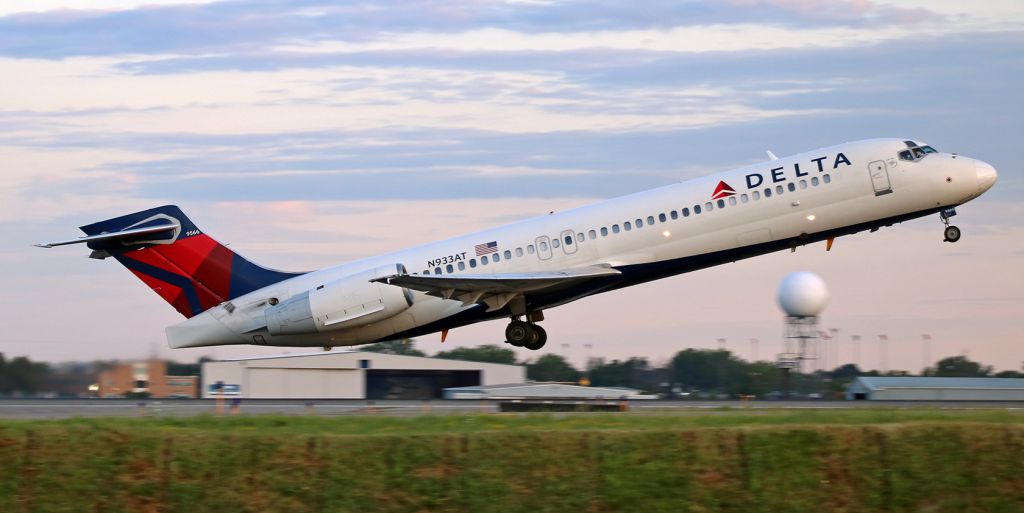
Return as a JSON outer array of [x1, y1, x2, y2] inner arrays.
[[711, 181, 736, 200]]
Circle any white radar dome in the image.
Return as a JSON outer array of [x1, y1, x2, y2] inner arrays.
[[777, 272, 828, 317]]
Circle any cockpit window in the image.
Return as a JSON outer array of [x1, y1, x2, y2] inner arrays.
[[899, 143, 938, 162]]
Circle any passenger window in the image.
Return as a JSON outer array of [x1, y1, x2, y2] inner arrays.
[[823, 174, 831, 183], [776, 185, 784, 195], [493, 253, 501, 262], [470, 259, 477, 268], [635, 218, 642, 228], [434, 267, 442, 274], [717, 199, 725, 208], [787, 183, 796, 192], [576, 232, 584, 242], [528, 245, 535, 254], [588, 229, 596, 239], [764, 188, 772, 198], [648, 216, 656, 225], [515, 248, 523, 257], [811, 176, 819, 186], [693, 205, 701, 214], [552, 238, 560, 248], [658, 213, 666, 222], [740, 194, 748, 203], [446, 264, 454, 273], [540, 241, 549, 251], [423, 270, 430, 275], [799, 180, 807, 189], [753, 191, 760, 200], [624, 221, 632, 231], [481, 256, 489, 265], [504, 250, 512, 259], [457, 261, 465, 271], [705, 202, 713, 211], [682, 207, 690, 217], [670, 210, 678, 220], [601, 227, 609, 236], [564, 236, 573, 246], [612, 224, 620, 234], [729, 197, 737, 206]]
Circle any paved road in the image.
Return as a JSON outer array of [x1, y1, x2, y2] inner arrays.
[[1, 398, 1022, 419]]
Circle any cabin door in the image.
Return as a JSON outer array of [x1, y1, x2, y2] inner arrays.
[[868, 160, 892, 196], [535, 235, 552, 260]]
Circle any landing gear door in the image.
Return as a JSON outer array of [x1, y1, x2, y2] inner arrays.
[[869, 160, 892, 196]]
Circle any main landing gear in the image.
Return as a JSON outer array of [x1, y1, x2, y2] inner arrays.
[[940, 208, 961, 243], [505, 319, 547, 351]]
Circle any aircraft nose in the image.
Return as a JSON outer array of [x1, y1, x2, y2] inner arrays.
[[975, 160, 998, 193]]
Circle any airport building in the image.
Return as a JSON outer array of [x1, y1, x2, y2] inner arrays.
[[846, 376, 1024, 401], [97, 360, 198, 398], [201, 351, 525, 400]]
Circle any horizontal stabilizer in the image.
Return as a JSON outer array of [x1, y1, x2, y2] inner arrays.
[[35, 222, 178, 248]]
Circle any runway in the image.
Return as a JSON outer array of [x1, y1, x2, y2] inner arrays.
[[1, 398, 1022, 419]]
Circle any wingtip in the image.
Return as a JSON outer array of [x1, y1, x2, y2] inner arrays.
[[33, 243, 52, 249]]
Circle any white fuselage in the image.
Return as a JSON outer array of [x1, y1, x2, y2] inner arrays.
[[166, 138, 996, 349]]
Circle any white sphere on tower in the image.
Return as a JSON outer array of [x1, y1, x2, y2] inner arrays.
[[777, 272, 828, 317]]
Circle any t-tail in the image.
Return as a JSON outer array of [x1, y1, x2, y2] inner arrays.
[[36, 205, 302, 318]]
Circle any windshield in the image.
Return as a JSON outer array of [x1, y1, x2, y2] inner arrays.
[[899, 142, 938, 162]]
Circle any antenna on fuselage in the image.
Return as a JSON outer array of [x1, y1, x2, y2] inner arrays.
[[766, 150, 779, 161]]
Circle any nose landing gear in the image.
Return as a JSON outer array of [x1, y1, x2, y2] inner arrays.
[[940, 208, 961, 243], [505, 319, 547, 350]]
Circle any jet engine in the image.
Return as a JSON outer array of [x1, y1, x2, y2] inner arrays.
[[265, 264, 414, 336]]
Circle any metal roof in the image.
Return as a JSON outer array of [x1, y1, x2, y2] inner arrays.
[[215, 351, 524, 368], [854, 376, 1024, 390]]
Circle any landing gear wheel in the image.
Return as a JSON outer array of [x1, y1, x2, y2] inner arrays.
[[944, 225, 961, 243], [524, 324, 547, 351], [505, 320, 531, 347]]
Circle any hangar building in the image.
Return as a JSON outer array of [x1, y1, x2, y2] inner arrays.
[[846, 376, 1024, 401], [202, 351, 525, 400]]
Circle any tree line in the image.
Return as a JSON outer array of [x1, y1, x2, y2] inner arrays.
[[1, 345, 1020, 397], [361, 340, 1024, 398]]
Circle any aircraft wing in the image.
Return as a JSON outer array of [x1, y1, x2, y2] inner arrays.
[[372, 265, 621, 311]]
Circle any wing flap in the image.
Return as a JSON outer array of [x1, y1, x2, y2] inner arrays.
[[373, 266, 621, 311]]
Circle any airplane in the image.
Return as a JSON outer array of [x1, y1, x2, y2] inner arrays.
[[37, 138, 997, 351]]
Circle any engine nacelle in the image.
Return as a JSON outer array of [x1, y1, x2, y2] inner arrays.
[[265, 264, 413, 336]]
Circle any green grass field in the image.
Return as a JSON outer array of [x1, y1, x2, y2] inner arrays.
[[2, 409, 1023, 512]]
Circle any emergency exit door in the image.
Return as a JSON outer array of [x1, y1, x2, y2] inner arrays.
[[868, 160, 892, 196]]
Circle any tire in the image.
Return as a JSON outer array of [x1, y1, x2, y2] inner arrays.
[[524, 324, 547, 351], [505, 320, 531, 347], [944, 225, 961, 243]]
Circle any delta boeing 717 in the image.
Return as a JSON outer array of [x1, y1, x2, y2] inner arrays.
[[38, 139, 997, 351]]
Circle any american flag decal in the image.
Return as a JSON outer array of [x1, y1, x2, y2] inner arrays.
[[475, 241, 498, 256]]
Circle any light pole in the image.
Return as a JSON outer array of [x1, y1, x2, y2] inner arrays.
[[830, 328, 840, 370], [920, 334, 932, 375], [851, 335, 861, 370], [878, 334, 889, 374], [750, 338, 759, 362]]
